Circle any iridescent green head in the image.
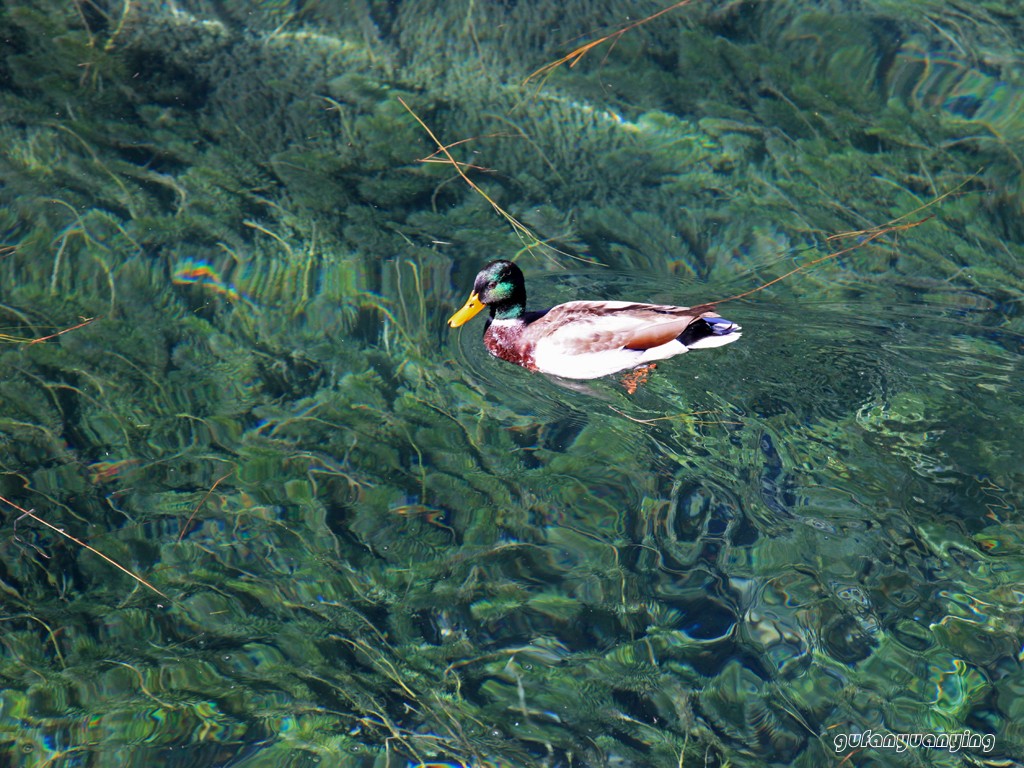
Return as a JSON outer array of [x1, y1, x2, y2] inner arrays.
[[448, 260, 527, 326]]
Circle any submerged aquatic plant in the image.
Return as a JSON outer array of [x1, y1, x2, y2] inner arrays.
[[0, 2, 1021, 767], [0, 495, 168, 599]]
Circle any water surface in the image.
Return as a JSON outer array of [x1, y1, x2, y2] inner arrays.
[[0, 1, 1022, 766]]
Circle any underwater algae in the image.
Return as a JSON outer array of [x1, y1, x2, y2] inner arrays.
[[0, 1, 1023, 766]]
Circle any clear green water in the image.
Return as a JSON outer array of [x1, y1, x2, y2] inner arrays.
[[1, 1, 1022, 766]]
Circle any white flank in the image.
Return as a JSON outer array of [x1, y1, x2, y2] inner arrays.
[[532, 327, 742, 380]]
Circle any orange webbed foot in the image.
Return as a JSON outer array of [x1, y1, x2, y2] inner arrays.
[[621, 364, 656, 394]]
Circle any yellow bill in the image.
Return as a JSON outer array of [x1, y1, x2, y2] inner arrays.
[[448, 291, 485, 327]]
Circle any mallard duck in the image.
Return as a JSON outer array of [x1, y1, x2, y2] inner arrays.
[[448, 260, 741, 380]]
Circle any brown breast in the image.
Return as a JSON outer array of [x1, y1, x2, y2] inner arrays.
[[484, 322, 538, 371]]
